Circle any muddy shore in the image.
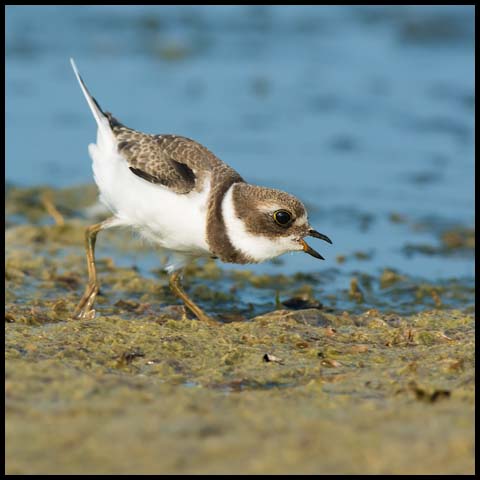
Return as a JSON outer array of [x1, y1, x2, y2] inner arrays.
[[5, 185, 475, 474]]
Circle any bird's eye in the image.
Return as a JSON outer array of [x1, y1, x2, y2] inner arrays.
[[273, 210, 292, 227]]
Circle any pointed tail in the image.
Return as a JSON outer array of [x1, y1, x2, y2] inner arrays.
[[70, 58, 111, 138]]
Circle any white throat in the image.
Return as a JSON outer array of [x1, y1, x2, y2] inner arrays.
[[221, 183, 301, 263]]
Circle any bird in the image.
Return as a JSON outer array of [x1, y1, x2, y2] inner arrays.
[[69, 58, 332, 324]]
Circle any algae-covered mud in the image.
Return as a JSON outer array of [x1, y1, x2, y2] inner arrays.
[[5, 185, 475, 474]]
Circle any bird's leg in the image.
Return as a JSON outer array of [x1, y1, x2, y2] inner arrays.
[[169, 270, 216, 325], [73, 218, 114, 320]]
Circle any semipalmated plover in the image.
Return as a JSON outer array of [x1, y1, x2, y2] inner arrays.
[[70, 59, 332, 323]]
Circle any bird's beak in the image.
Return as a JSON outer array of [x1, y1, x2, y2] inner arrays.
[[299, 229, 332, 260], [308, 229, 332, 244], [300, 239, 324, 260]]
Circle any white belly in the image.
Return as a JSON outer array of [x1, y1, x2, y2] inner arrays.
[[88, 140, 211, 256]]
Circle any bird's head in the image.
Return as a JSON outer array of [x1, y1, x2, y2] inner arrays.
[[222, 183, 332, 263]]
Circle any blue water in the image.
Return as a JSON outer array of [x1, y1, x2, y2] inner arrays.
[[6, 5, 475, 283]]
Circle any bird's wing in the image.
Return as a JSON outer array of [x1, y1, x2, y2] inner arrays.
[[70, 58, 239, 195], [111, 125, 225, 194]]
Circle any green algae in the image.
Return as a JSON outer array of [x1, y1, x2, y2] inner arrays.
[[4, 185, 476, 474], [403, 223, 475, 258], [5, 308, 475, 474]]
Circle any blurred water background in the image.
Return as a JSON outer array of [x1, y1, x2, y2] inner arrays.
[[5, 5, 475, 286]]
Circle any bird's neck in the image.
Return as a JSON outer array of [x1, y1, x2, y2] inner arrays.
[[206, 174, 252, 264]]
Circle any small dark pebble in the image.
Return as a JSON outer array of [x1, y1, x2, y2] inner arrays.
[[282, 296, 323, 310], [408, 381, 451, 403], [118, 350, 145, 365]]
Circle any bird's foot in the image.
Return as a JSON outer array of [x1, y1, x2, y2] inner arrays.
[[72, 282, 99, 320]]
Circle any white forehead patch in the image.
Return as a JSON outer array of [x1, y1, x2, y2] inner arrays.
[[222, 184, 303, 263], [296, 214, 308, 227]]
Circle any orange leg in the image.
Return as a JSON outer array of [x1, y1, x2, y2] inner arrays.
[[72, 218, 114, 320], [169, 270, 216, 325]]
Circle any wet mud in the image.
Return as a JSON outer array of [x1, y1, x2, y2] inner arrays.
[[5, 185, 475, 474]]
